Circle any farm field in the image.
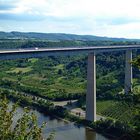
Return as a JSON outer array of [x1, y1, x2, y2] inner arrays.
[[0, 55, 140, 125], [97, 100, 139, 124]]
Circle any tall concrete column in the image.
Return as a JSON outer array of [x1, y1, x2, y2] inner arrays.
[[125, 50, 132, 94], [86, 53, 96, 122]]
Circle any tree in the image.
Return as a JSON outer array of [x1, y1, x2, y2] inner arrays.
[[132, 56, 140, 69], [0, 95, 54, 140]]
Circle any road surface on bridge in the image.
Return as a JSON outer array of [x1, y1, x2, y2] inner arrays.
[[0, 45, 140, 54]]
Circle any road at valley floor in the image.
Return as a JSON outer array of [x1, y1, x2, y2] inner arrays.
[[1, 87, 105, 120], [53, 100, 106, 120]]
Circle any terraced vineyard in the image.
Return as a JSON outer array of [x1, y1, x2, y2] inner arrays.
[[97, 100, 139, 124]]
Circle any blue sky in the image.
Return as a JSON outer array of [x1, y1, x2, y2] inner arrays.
[[0, 0, 140, 39]]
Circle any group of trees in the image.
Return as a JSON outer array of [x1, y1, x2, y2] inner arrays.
[[0, 39, 140, 139], [0, 39, 140, 49], [1, 38, 140, 101], [0, 94, 54, 140], [133, 55, 140, 69]]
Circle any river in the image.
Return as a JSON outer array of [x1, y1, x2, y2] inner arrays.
[[12, 103, 109, 140]]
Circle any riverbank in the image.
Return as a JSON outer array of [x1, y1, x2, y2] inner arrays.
[[0, 89, 136, 140]]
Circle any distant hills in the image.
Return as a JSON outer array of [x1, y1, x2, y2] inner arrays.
[[0, 31, 140, 41]]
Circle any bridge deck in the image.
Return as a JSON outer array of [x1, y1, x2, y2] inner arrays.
[[0, 45, 140, 59]]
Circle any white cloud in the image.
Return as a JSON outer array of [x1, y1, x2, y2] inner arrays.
[[2, 0, 140, 18], [0, 0, 140, 38]]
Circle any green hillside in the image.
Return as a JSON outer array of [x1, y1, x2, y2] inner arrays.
[[0, 39, 140, 138], [1, 31, 140, 41]]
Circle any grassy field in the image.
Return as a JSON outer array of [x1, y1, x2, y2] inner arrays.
[[0, 58, 86, 99], [6, 66, 32, 74]]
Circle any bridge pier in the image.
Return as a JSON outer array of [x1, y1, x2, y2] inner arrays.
[[125, 50, 132, 94], [86, 53, 96, 122]]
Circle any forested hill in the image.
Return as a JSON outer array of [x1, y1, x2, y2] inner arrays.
[[0, 31, 140, 41]]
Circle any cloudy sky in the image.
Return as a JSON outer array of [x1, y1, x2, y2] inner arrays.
[[0, 0, 140, 38]]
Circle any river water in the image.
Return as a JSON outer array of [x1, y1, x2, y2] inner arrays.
[[12, 103, 109, 140]]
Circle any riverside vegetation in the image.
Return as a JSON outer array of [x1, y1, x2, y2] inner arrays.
[[0, 39, 140, 139], [0, 95, 54, 140]]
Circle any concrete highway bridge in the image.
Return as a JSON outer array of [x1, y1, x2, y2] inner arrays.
[[0, 45, 140, 122]]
